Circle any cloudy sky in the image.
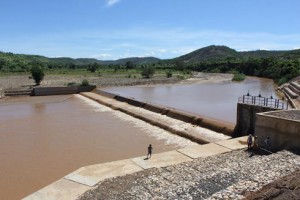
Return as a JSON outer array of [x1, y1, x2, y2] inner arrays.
[[0, 0, 299, 59]]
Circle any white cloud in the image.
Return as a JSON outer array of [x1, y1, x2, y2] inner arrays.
[[106, 0, 121, 7], [92, 53, 113, 59]]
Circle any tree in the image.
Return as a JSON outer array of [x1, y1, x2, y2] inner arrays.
[[175, 60, 186, 71], [141, 66, 155, 78], [125, 61, 135, 70], [30, 65, 45, 85], [87, 63, 98, 73]]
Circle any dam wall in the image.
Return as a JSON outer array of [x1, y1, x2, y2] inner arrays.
[[33, 85, 96, 96], [92, 89, 235, 136]]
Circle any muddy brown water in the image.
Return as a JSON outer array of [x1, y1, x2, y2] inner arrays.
[[0, 95, 196, 200], [103, 77, 280, 124]]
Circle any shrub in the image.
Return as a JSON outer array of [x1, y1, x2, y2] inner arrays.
[[176, 74, 186, 80], [81, 79, 89, 86], [141, 67, 155, 78], [67, 82, 77, 86], [232, 73, 246, 81], [166, 70, 173, 78], [30, 65, 45, 85]]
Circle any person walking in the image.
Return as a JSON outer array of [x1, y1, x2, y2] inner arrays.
[[247, 134, 253, 150], [264, 136, 271, 150], [147, 144, 153, 159]]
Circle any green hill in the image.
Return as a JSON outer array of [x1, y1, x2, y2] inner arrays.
[[174, 45, 300, 63], [175, 45, 242, 62]]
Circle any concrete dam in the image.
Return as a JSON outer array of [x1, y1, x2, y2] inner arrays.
[[82, 89, 234, 144]]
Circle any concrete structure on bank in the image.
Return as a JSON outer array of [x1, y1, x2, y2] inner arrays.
[[233, 93, 289, 137], [233, 103, 281, 137], [23, 136, 248, 200], [255, 110, 300, 151], [2, 85, 96, 96], [33, 86, 96, 96]]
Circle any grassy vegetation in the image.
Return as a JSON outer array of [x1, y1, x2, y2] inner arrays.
[[1, 45, 299, 84], [232, 73, 246, 81]]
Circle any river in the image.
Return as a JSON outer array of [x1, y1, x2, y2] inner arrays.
[[0, 76, 279, 199], [0, 95, 196, 200]]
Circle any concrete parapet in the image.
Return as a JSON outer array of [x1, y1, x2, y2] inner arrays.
[[144, 103, 165, 113], [33, 85, 96, 96], [127, 98, 146, 107], [255, 110, 300, 151], [93, 89, 116, 98], [166, 109, 196, 123]]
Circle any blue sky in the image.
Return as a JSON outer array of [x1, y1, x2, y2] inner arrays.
[[0, 0, 300, 60]]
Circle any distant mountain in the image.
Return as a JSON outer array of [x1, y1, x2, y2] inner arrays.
[[100, 57, 161, 65], [174, 45, 300, 63], [1, 46, 300, 69], [175, 45, 241, 62], [0, 51, 161, 67]]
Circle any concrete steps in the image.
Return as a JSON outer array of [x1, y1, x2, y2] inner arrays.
[[290, 81, 300, 93], [283, 86, 299, 99], [4, 89, 32, 96]]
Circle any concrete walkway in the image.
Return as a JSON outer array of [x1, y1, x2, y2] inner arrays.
[[23, 136, 247, 200]]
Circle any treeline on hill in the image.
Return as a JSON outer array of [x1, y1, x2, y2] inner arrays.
[[0, 45, 299, 84], [183, 57, 299, 85]]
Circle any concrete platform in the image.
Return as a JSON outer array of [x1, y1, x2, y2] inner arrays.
[[215, 136, 248, 150], [177, 143, 231, 159], [23, 178, 91, 200], [131, 150, 193, 170], [64, 159, 143, 187], [24, 136, 249, 199]]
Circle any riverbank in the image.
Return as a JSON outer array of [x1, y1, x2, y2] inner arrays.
[[79, 149, 300, 200], [0, 72, 234, 90]]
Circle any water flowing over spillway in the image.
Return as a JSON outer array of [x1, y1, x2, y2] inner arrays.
[[0, 95, 198, 200]]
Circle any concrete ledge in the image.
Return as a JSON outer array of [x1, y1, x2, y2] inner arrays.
[[177, 143, 231, 159], [33, 86, 96, 96], [23, 136, 250, 200], [64, 159, 143, 187], [23, 179, 91, 200], [131, 150, 193, 170], [215, 136, 247, 150]]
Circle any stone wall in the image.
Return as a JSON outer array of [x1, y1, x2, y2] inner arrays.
[[233, 103, 280, 137], [255, 110, 300, 151], [33, 85, 96, 96]]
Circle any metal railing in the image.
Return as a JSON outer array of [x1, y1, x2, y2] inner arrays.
[[238, 93, 288, 110]]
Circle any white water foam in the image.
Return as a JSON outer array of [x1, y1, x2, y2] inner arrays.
[[75, 94, 198, 147]]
